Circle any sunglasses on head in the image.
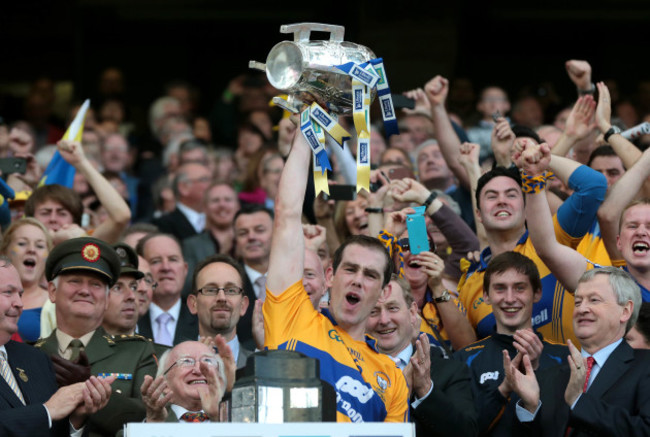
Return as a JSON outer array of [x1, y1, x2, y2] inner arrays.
[[397, 238, 436, 253]]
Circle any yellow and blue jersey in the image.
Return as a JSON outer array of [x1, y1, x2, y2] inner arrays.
[[575, 218, 627, 268], [458, 229, 578, 346], [458, 165, 607, 346], [263, 281, 409, 423]]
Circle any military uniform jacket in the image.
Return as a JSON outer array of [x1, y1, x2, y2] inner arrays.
[[35, 327, 158, 437]]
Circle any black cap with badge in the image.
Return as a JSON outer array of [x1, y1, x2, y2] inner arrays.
[[112, 242, 144, 280], [45, 237, 121, 286]]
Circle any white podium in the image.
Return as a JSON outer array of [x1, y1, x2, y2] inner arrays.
[[124, 422, 414, 437]]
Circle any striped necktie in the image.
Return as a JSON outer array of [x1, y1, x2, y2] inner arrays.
[[0, 351, 25, 404]]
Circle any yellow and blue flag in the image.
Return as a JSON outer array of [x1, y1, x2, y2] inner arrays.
[[39, 99, 90, 187]]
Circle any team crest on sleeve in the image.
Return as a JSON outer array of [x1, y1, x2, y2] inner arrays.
[[82, 243, 100, 262], [374, 371, 391, 391]]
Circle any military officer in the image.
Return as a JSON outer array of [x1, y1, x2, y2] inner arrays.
[[35, 237, 158, 437]]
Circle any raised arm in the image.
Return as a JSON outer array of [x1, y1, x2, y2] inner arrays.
[[594, 81, 650, 198], [598, 146, 650, 261], [424, 76, 471, 190], [549, 153, 607, 240], [551, 95, 597, 158], [266, 122, 311, 295], [457, 142, 488, 249], [57, 139, 131, 243], [517, 140, 588, 292]]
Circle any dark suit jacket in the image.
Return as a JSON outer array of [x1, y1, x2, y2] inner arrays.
[[137, 300, 198, 346], [152, 208, 197, 242], [182, 232, 218, 273], [36, 327, 158, 437], [0, 340, 68, 437], [236, 270, 258, 351], [181, 231, 218, 296], [411, 346, 478, 437], [518, 341, 650, 437]]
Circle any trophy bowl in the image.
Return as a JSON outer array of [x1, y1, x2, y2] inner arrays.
[[250, 23, 377, 114]]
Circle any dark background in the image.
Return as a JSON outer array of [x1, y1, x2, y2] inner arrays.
[[2, 0, 650, 121]]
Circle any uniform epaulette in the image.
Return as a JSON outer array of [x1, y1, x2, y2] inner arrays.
[[103, 335, 116, 345], [111, 334, 150, 342], [34, 338, 46, 348]]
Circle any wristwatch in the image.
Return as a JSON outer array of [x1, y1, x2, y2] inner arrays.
[[604, 126, 622, 143], [434, 289, 451, 303], [423, 191, 439, 210], [577, 83, 596, 96]]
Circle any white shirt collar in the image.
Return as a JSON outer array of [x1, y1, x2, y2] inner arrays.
[[150, 299, 182, 323], [244, 264, 264, 284], [176, 202, 205, 233], [582, 338, 623, 367], [228, 335, 240, 361], [170, 404, 209, 422], [392, 343, 414, 370]]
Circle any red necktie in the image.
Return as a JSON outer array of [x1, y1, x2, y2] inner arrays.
[[583, 357, 595, 392], [566, 356, 597, 437], [180, 411, 208, 422]]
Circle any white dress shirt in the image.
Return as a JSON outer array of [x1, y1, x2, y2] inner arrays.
[[176, 202, 206, 233], [149, 299, 182, 344]]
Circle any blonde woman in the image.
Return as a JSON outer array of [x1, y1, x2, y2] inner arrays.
[[0, 217, 52, 341]]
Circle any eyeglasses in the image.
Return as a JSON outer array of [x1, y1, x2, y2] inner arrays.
[[140, 274, 157, 290], [397, 238, 436, 253], [164, 355, 220, 376], [196, 286, 243, 296], [186, 176, 211, 184]]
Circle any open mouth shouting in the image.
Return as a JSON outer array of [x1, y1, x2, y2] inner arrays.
[[345, 292, 361, 307], [632, 241, 650, 255]]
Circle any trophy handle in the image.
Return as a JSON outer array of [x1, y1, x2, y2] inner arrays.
[[281, 23, 345, 43]]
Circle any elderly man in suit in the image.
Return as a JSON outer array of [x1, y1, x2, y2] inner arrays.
[[136, 233, 198, 346], [188, 254, 253, 369], [35, 237, 158, 437], [509, 266, 650, 436], [152, 162, 212, 242], [366, 276, 478, 436], [0, 256, 113, 437], [139, 340, 226, 423]]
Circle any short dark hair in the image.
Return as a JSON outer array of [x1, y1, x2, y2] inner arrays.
[[634, 302, 650, 345], [24, 184, 84, 225], [390, 274, 414, 307], [483, 251, 541, 295], [512, 125, 542, 144], [135, 232, 183, 259], [233, 204, 274, 223], [191, 254, 246, 294], [475, 166, 522, 210], [587, 145, 625, 169], [332, 235, 393, 287], [121, 223, 159, 243]]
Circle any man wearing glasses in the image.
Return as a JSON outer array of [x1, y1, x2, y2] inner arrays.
[[188, 254, 253, 369], [139, 341, 226, 423]]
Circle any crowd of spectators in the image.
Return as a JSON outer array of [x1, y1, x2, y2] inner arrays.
[[1, 57, 650, 436]]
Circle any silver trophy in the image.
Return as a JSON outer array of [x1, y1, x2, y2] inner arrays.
[[250, 23, 377, 114]]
